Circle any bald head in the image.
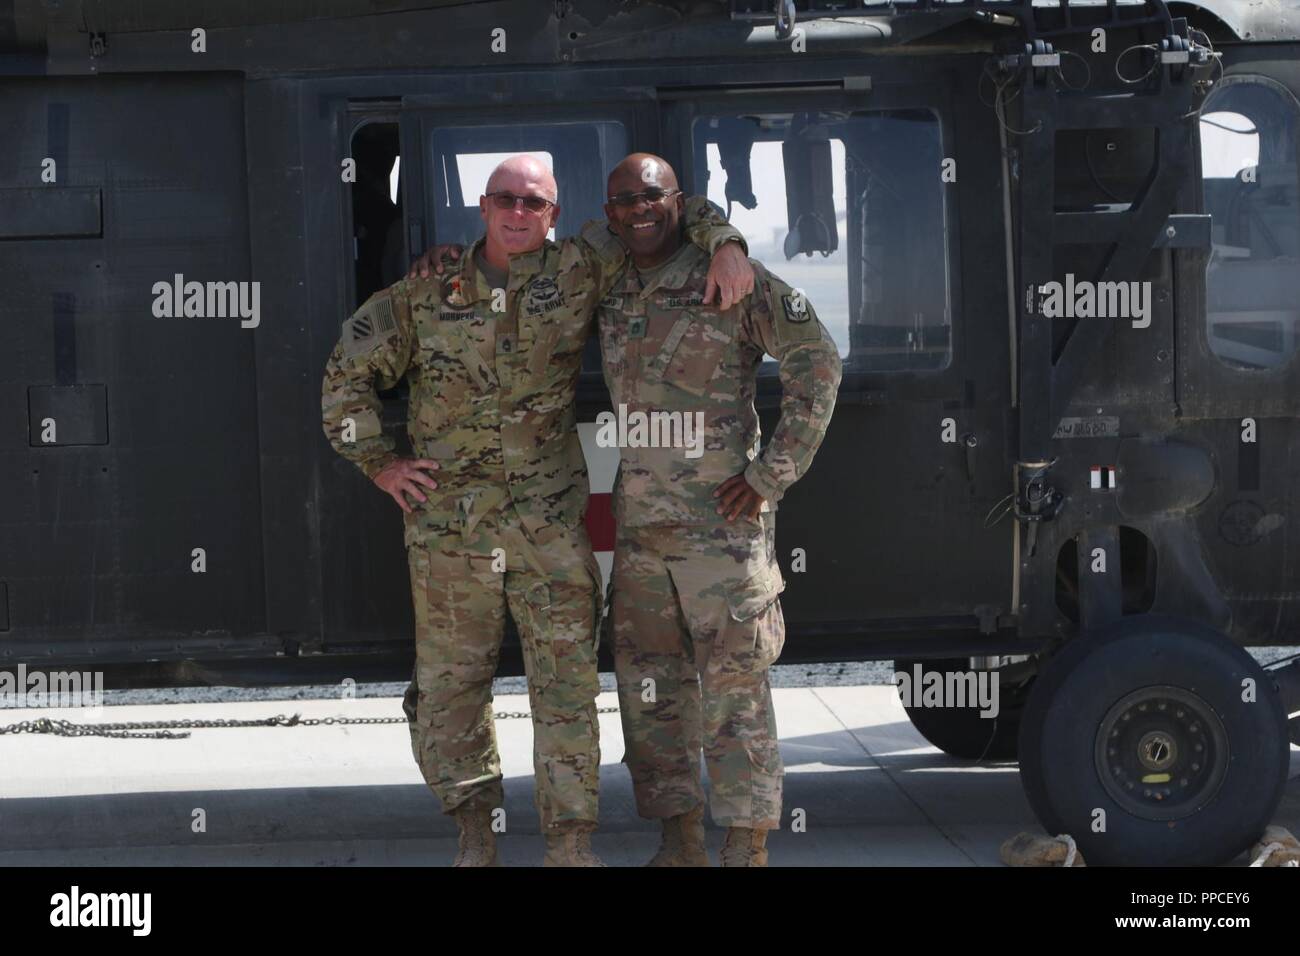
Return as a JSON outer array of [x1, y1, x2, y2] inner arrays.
[[486, 154, 558, 204], [607, 153, 679, 198], [604, 153, 685, 268]]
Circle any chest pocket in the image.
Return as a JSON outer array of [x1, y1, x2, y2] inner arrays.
[[519, 268, 590, 379], [417, 318, 499, 403], [519, 309, 574, 381], [649, 312, 729, 398]]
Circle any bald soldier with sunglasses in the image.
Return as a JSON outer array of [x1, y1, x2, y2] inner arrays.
[[322, 155, 751, 867]]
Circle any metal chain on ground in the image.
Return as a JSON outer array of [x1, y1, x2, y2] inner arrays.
[[0, 706, 621, 739]]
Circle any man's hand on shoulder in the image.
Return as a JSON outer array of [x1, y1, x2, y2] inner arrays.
[[702, 241, 755, 311], [373, 458, 440, 513], [408, 244, 465, 280]]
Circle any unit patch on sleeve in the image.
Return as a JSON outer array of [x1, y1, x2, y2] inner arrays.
[[782, 292, 810, 323], [342, 295, 398, 357]]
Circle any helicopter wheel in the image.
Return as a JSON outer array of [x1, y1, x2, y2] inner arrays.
[[1017, 616, 1290, 866]]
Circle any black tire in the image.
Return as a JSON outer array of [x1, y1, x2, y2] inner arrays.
[[1017, 616, 1290, 866], [894, 657, 1032, 761]]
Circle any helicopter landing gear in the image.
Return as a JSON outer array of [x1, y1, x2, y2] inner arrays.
[[1017, 616, 1290, 866], [894, 657, 1034, 761]]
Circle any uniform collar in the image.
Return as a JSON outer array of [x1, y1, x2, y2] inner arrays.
[[634, 241, 706, 300], [506, 239, 557, 284], [447, 236, 559, 305]]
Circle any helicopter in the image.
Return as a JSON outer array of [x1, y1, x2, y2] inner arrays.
[[1, 0, 1298, 865]]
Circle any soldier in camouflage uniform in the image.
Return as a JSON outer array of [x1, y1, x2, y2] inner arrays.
[[596, 154, 842, 866], [322, 155, 749, 867]]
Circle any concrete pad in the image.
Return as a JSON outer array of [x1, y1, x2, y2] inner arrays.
[[0, 686, 1295, 866]]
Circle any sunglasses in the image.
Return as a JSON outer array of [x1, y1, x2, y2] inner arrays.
[[485, 191, 555, 213], [607, 187, 681, 208]]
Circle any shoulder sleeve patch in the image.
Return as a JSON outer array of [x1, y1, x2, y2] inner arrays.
[[781, 291, 812, 323], [761, 275, 822, 346], [342, 294, 400, 358]]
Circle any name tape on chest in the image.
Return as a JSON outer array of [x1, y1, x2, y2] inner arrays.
[[438, 307, 477, 322], [661, 293, 705, 310]]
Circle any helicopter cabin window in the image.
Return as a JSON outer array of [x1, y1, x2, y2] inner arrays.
[[692, 109, 951, 371], [1199, 76, 1300, 371], [427, 121, 628, 246]]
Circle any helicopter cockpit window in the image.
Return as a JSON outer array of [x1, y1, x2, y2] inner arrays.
[[1199, 76, 1300, 371], [693, 109, 951, 371]]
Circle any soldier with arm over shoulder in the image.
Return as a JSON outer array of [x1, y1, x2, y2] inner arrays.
[[595, 153, 841, 867]]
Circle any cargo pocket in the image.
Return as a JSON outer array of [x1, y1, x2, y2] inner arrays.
[[513, 580, 557, 687], [727, 564, 784, 622], [726, 564, 787, 667]]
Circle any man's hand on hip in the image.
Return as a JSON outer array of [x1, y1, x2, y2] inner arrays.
[[374, 458, 440, 513], [713, 472, 765, 522]]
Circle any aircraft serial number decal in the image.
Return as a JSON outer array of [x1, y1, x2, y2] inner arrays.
[[1052, 416, 1119, 439]]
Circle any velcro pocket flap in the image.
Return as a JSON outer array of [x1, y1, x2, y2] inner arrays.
[[726, 565, 785, 623]]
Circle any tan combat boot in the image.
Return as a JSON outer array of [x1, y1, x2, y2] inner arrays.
[[719, 826, 769, 867], [542, 821, 605, 867], [646, 805, 710, 866], [450, 799, 499, 867]]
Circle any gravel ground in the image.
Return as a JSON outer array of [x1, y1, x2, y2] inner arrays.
[[5, 650, 1295, 708]]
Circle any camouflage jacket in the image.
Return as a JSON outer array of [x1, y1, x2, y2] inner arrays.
[[596, 242, 842, 527], [321, 199, 743, 547]]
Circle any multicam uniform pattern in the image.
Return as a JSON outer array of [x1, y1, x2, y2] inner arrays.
[[320, 203, 742, 829], [597, 242, 842, 829]]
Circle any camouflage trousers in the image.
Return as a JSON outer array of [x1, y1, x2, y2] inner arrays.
[[400, 508, 604, 829], [611, 515, 786, 829]]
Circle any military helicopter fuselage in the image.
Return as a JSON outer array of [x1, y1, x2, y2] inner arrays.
[[2, 0, 1297, 865]]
